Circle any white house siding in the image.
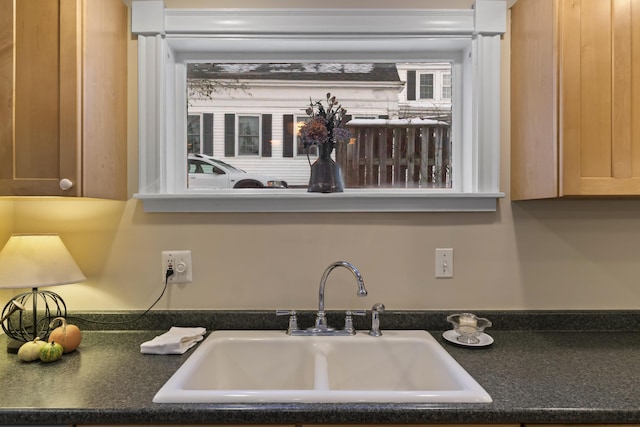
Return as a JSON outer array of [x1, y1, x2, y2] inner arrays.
[[210, 112, 315, 186], [188, 80, 403, 186]]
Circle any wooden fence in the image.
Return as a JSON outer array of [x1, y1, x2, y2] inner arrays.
[[336, 120, 452, 188]]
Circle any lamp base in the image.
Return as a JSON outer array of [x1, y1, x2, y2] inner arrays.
[[6, 337, 23, 354], [1, 288, 66, 343]]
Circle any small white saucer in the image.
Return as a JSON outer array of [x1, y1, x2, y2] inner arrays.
[[442, 329, 494, 348]]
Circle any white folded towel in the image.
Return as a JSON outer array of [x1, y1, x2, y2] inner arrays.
[[140, 327, 206, 355]]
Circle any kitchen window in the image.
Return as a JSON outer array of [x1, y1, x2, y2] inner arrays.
[[131, 1, 506, 212]]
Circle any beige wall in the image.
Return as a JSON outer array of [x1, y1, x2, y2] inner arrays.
[[2, 1, 640, 313]]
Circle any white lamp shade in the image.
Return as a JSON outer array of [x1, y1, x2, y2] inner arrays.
[[0, 234, 86, 289]]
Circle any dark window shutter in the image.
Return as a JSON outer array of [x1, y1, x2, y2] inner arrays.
[[283, 114, 294, 158], [224, 114, 235, 157], [203, 113, 213, 156], [406, 70, 416, 101], [262, 114, 272, 157]]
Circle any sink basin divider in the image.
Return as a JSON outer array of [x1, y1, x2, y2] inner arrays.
[[313, 349, 330, 390]]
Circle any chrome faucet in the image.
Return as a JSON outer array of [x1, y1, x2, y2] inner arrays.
[[313, 261, 367, 333], [283, 261, 368, 336]]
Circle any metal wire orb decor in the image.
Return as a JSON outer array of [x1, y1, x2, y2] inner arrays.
[[1, 290, 66, 342]]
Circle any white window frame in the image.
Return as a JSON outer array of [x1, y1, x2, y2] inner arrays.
[[132, 1, 506, 213]]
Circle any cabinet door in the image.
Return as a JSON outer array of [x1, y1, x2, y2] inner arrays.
[[0, 0, 81, 196], [510, 0, 558, 200], [81, 0, 128, 200], [560, 0, 640, 196], [0, 0, 126, 199]]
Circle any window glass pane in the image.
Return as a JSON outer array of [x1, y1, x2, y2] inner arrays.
[[296, 116, 317, 157], [419, 74, 434, 99], [442, 73, 452, 99], [238, 116, 259, 156], [187, 114, 201, 154], [187, 62, 452, 189]]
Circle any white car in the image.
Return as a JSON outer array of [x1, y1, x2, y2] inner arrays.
[[188, 154, 288, 189]]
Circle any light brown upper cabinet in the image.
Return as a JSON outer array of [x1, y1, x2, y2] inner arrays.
[[0, 0, 127, 199], [511, 0, 640, 200]]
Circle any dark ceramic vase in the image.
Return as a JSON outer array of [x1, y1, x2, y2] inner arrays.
[[307, 144, 344, 193]]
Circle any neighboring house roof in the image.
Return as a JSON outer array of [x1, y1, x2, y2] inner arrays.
[[187, 63, 401, 82]]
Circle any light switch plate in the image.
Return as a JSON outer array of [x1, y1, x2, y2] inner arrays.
[[435, 248, 454, 278]]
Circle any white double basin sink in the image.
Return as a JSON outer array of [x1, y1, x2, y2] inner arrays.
[[153, 330, 491, 404]]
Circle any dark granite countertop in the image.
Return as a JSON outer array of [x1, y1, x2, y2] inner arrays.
[[1, 310, 640, 425]]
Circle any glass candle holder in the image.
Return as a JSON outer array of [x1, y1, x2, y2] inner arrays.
[[446, 313, 492, 344]]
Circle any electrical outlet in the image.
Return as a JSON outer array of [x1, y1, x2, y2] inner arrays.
[[162, 250, 192, 284], [435, 248, 454, 278]]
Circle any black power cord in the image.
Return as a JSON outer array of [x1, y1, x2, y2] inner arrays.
[[65, 267, 175, 326]]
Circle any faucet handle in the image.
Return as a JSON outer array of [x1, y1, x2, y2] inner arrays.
[[343, 310, 366, 334], [346, 310, 367, 316], [276, 310, 299, 334]]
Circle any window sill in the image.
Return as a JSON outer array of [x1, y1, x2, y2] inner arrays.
[[134, 190, 504, 213]]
